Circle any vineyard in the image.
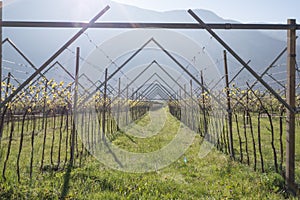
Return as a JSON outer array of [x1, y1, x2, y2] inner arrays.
[[0, 4, 300, 199]]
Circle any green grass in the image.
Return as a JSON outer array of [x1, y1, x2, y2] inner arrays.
[[113, 108, 179, 153], [230, 112, 300, 183], [0, 107, 299, 199], [0, 144, 292, 199]]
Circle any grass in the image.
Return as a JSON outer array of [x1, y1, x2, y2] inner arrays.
[[230, 112, 300, 183], [0, 107, 299, 199], [113, 108, 179, 153]]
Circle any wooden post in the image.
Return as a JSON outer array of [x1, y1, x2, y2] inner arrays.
[[0, 72, 10, 140], [131, 88, 134, 120], [224, 50, 235, 159], [117, 77, 121, 127], [246, 91, 249, 124], [70, 47, 80, 165], [201, 71, 207, 137], [190, 80, 194, 130], [184, 84, 187, 124], [4, 72, 11, 99], [286, 19, 297, 193], [179, 89, 182, 120], [102, 68, 108, 140], [42, 79, 48, 129], [126, 84, 128, 125], [0, 1, 2, 104]]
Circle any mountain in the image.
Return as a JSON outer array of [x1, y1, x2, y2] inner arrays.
[[2, 0, 299, 90]]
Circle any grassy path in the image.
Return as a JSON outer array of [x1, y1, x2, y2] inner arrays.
[[0, 106, 295, 199]]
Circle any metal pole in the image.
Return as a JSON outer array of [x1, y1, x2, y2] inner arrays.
[[141, 83, 175, 101], [70, 47, 80, 165], [224, 50, 234, 158], [1, 21, 300, 30], [286, 19, 297, 193], [151, 39, 226, 110], [228, 60, 251, 85], [120, 61, 156, 99], [0, 5, 110, 109], [231, 41, 297, 110], [188, 9, 294, 113]]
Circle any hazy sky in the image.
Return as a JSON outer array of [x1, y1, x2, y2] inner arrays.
[[112, 0, 300, 23], [3, 0, 300, 23]]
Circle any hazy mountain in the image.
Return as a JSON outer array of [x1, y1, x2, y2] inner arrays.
[[2, 0, 299, 90]]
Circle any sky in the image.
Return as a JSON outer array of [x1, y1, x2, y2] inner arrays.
[[110, 0, 300, 23], [2, 0, 300, 23]]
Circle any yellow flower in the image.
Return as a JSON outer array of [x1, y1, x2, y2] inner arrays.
[[52, 82, 58, 88], [48, 79, 54, 85]]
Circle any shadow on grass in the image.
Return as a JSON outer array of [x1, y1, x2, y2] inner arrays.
[[110, 129, 136, 144], [103, 137, 124, 169], [60, 163, 72, 200], [122, 132, 136, 144]]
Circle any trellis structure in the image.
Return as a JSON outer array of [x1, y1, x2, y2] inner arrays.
[[0, 4, 299, 193]]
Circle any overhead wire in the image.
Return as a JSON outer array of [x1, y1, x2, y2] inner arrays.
[[83, 32, 135, 87]]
